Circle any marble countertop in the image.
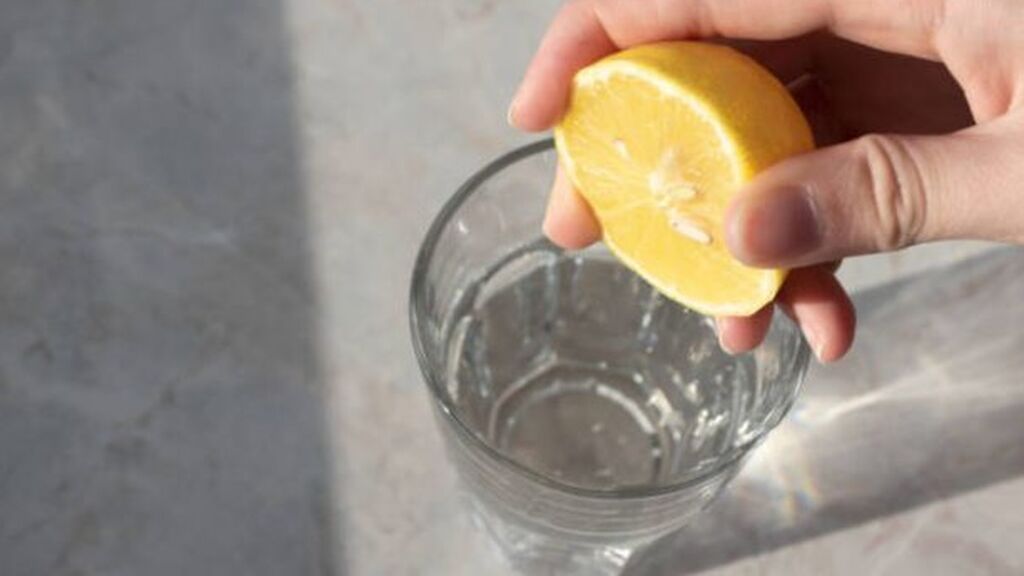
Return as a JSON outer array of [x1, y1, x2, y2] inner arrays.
[[0, 0, 1020, 574]]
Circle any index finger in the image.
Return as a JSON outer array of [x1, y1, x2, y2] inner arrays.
[[510, 0, 946, 131]]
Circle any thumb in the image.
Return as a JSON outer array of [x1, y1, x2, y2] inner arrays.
[[725, 124, 1024, 268]]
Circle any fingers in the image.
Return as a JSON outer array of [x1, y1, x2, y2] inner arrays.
[[716, 265, 855, 362], [726, 122, 1024, 269], [510, 0, 949, 131], [543, 164, 602, 249], [716, 305, 774, 355], [509, 1, 616, 131], [776, 266, 856, 363]]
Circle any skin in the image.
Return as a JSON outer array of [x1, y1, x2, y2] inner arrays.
[[508, 0, 1024, 362]]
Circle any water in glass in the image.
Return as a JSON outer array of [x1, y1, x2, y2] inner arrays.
[[444, 241, 791, 492]]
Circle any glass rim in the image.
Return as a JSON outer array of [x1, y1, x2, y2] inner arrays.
[[409, 138, 808, 500]]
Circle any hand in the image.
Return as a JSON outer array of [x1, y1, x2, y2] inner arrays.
[[508, 0, 1020, 362]]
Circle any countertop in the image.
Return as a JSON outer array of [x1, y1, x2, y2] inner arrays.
[[0, 0, 1020, 574]]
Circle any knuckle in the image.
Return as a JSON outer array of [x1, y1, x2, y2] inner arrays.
[[854, 135, 929, 252]]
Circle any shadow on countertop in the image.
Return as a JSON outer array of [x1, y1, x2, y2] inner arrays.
[[0, 1, 342, 574], [626, 248, 1024, 575]]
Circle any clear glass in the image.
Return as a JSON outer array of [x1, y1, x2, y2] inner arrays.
[[410, 140, 811, 575]]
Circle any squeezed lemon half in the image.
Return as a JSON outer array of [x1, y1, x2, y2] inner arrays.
[[554, 42, 814, 316]]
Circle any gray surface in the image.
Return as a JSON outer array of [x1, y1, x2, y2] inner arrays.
[[0, 0, 1019, 575], [0, 0, 332, 574]]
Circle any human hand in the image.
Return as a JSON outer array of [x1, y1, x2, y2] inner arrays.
[[508, 0, 1018, 362]]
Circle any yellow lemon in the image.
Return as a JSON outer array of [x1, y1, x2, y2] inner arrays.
[[554, 42, 814, 316]]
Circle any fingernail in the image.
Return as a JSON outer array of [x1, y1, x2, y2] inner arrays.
[[812, 339, 828, 363], [541, 206, 557, 240], [720, 337, 740, 356], [506, 97, 519, 128], [804, 324, 828, 363], [714, 318, 740, 355], [727, 186, 822, 265]]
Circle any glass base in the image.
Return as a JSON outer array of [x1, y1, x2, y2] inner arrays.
[[469, 500, 642, 576]]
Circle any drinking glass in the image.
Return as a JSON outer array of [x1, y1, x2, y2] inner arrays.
[[409, 140, 811, 575]]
